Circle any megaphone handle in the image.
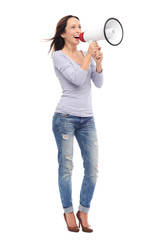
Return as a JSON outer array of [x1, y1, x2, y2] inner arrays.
[[88, 40, 98, 44]]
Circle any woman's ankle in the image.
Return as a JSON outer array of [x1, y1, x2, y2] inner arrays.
[[65, 212, 78, 227]]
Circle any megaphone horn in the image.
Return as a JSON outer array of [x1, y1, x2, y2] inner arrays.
[[79, 18, 124, 46]]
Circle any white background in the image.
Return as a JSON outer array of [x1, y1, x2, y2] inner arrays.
[[0, 0, 163, 239]]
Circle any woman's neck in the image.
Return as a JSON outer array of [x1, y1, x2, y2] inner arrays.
[[62, 43, 78, 55]]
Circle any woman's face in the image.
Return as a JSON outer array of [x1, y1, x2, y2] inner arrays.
[[61, 17, 82, 46]]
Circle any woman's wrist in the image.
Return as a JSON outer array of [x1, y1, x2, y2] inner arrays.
[[85, 51, 92, 59], [80, 52, 92, 71], [96, 63, 102, 73]]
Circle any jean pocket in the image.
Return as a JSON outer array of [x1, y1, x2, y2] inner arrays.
[[55, 113, 71, 118]]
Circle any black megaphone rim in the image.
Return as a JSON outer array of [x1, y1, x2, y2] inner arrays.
[[103, 17, 124, 46]]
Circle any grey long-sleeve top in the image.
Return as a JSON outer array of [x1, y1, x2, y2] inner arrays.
[[52, 50, 103, 117]]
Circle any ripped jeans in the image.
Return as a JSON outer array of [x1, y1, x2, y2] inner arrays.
[[52, 113, 98, 214]]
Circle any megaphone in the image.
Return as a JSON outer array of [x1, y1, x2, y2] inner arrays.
[[79, 18, 124, 46]]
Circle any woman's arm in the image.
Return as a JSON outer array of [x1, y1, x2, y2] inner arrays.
[[80, 52, 92, 71], [53, 52, 87, 87], [91, 58, 103, 88], [92, 46, 103, 73], [91, 43, 104, 88], [52, 42, 102, 87]]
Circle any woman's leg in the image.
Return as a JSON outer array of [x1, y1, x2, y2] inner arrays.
[[75, 117, 98, 214], [52, 113, 75, 213]]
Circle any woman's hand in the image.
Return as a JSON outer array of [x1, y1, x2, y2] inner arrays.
[[93, 49, 103, 65], [87, 41, 101, 57]]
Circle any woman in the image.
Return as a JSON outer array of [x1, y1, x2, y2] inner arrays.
[[49, 15, 103, 232]]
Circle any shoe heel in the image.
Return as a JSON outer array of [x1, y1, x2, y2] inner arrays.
[[76, 211, 93, 233]]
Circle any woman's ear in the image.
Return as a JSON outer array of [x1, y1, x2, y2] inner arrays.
[[61, 32, 65, 39]]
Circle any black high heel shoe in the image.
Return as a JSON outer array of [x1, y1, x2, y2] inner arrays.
[[64, 213, 79, 232], [76, 211, 93, 233]]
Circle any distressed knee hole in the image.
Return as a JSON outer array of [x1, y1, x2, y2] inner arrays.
[[62, 134, 69, 140], [95, 163, 98, 170], [66, 155, 72, 160], [94, 141, 98, 146]]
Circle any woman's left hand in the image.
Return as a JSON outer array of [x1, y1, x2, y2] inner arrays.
[[93, 49, 103, 65]]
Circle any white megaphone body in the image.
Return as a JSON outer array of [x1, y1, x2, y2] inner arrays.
[[79, 18, 124, 46]]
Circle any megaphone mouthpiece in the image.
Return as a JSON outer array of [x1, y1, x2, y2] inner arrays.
[[79, 32, 86, 42]]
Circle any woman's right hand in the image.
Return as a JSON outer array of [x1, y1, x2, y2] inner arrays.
[[87, 41, 101, 57]]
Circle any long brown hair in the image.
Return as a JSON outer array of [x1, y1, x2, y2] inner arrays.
[[47, 15, 79, 54]]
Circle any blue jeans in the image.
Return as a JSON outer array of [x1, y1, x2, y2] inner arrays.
[[52, 113, 98, 214]]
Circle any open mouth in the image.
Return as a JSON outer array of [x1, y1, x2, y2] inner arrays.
[[74, 36, 79, 39]]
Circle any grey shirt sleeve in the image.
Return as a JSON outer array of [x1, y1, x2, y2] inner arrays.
[[53, 51, 88, 87], [90, 58, 104, 88]]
